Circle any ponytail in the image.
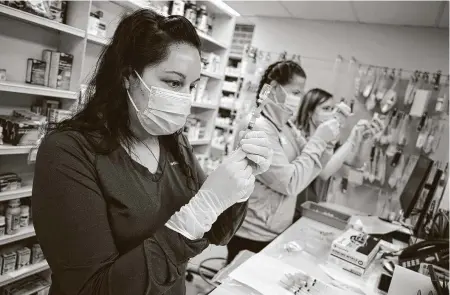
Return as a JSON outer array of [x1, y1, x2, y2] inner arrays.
[[255, 60, 306, 104]]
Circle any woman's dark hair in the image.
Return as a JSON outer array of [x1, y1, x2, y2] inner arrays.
[[50, 9, 201, 190], [296, 88, 333, 135], [256, 60, 306, 102]]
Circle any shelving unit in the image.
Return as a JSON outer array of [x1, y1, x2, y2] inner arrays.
[[0, 186, 33, 202], [0, 225, 35, 246], [0, 0, 237, 289], [0, 261, 49, 288]]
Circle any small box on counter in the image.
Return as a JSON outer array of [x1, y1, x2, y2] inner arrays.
[[328, 228, 380, 276], [3, 275, 50, 295], [25, 59, 46, 86], [48, 51, 73, 90]]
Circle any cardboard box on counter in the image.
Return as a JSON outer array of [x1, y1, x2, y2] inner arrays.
[[328, 228, 380, 276]]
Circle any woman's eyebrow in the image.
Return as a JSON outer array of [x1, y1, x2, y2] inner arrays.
[[164, 71, 186, 79]]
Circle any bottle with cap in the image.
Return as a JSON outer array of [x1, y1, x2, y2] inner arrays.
[[20, 205, 30, 227], [6, 199, 21, 235]]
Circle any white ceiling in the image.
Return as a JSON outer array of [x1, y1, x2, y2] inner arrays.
[[226, 1, 449, 28]]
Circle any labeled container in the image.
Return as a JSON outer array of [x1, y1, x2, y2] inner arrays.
[[31, 244, 45, 264], [170, 0, 185, 16], [16, 247, 31, 270], [196, 5, 208, 32], [25, 59, 47, 86], [2, 252, 17, 275], [6, 199, 21, 235], [0, 215, 5, 236], [300, 201, 351, 230], [20, 205, 30, 227]]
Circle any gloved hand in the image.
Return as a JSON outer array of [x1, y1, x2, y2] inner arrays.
[[348, 119, 371, 148], [239, 130, 273, 175], [313, 118, 341, 144], [165, 149, 255, 240], [362, 116, 385, 139], [333, 102, 352, 126]]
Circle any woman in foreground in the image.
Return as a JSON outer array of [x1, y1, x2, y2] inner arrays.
[[32, 10, 272, 295]]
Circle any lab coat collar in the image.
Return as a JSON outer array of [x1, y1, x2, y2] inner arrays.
[[261, 100, 293, 131]]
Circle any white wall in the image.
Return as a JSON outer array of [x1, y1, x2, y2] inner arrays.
[[243, 16, 449, 214], [244, 16, 449, 91]]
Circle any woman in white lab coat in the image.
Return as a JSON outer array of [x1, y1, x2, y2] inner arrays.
[[226, 61, 341, 264]]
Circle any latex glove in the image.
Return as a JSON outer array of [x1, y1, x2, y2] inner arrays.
[[165, 149, 255, 240], [362, 116, 385, 139], [313, 118, 341, 144], [333, 102, 352, 126], [239, 130, 273, 175], [348, 119, 371, 148]]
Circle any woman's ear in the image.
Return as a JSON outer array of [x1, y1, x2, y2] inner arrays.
[[123, 77, 130, 90]]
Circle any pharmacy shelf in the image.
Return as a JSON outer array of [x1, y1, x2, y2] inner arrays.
[[219, 105, 235, 111], [228, 53, 243, 60], [215, 122, 232, 130], [191, 102, 217, 110], [225, 72, 241, 78], [87, 34, 110, 46], [222, 87, 237, 93], [111, 0, 148, 10], [0, 145, 33, 156], [0, 4, 85, 38], [0, 81, 78, 100], [0, 186, 33, 202], [190, 138, 211, 146], [0, 261, 49, 288], [0, 225, 36, 247], [197, 30, 227, 49], [201, 71, 223, 80]]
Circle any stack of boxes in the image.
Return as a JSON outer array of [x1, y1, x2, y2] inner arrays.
[[328, 229, 381, 276]]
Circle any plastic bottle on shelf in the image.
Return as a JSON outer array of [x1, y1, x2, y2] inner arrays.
[[20, 205, 29, 227], [0, 216, 5, 236], [184, 1, 197, 25], [170, 0, 185, 16], [196, 5, 208, 33], [6, 199, 21, 235]]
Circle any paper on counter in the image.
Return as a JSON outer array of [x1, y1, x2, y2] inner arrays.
[[388, 266, 435, 295], [229, 253, 353, 295]]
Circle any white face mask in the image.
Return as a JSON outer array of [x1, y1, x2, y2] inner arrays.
[[127, 71, 192, 136], [279, 85, 302, 116]]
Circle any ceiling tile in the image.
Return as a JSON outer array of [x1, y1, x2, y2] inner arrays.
[[280, 1, 357, 22], [224, 1, 291, 18], [353, 1, 443, 27], [439, 1, 449, 28]]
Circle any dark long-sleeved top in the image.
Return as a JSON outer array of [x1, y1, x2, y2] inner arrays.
[[32, 130, 247, 295]]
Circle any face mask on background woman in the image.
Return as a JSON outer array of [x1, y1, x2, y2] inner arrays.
[[127, 71, 193, 135], [310, 100, 335, 127], [280, 85, 302, 116]]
